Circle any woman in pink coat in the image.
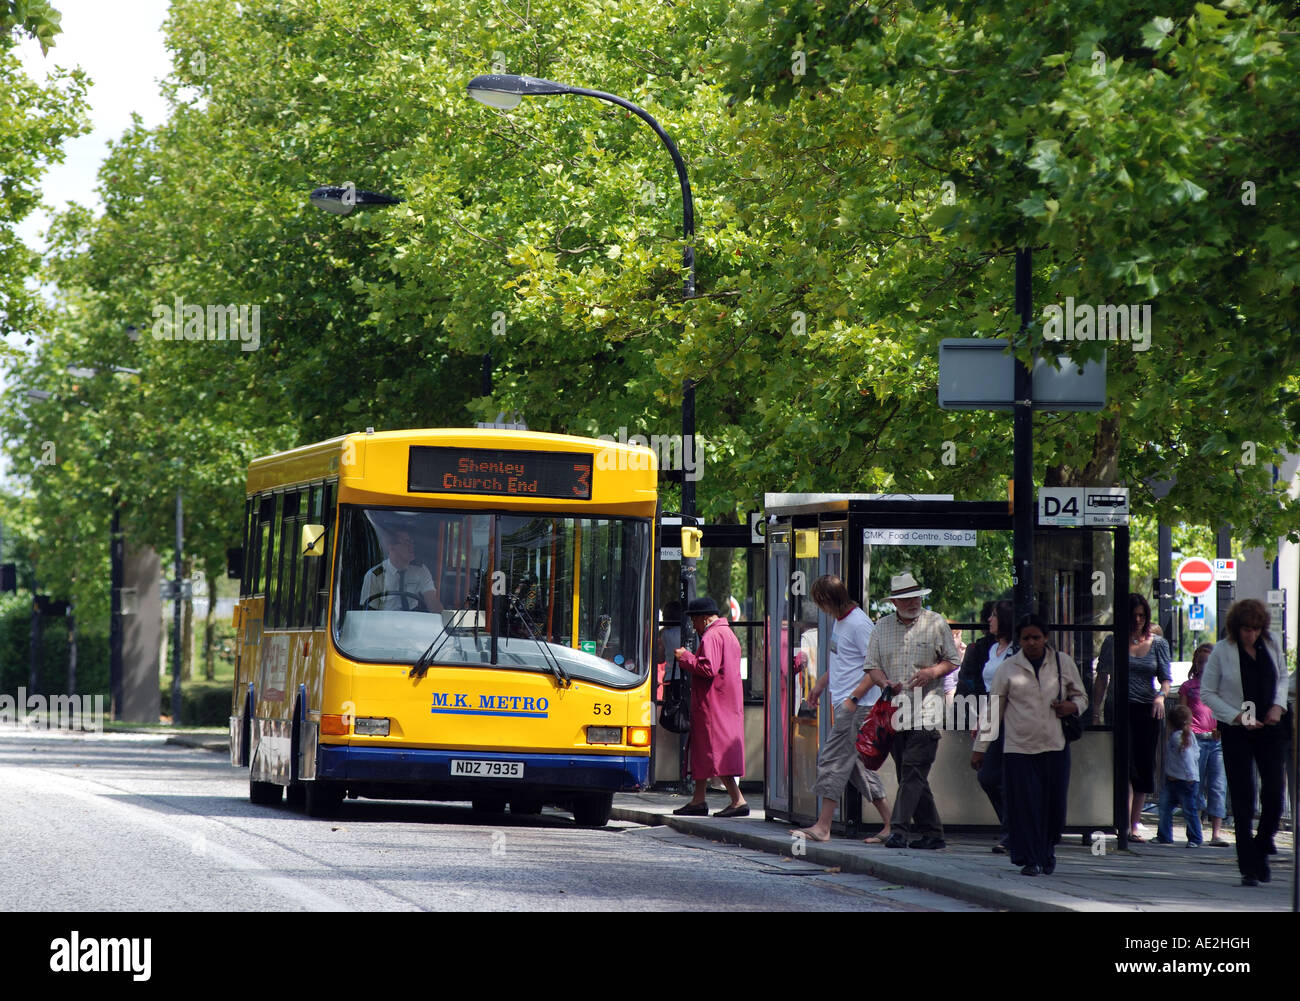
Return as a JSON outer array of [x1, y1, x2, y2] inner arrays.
[[673, 596, 748, 817]]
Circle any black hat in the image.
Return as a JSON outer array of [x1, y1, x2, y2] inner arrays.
[[686, 596, 721, 617]]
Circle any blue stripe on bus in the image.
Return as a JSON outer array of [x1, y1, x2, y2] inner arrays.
[[317, 746, 649, 791], [428, 708, 548, 718]]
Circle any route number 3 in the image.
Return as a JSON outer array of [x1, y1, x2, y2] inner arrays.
[[592, 703, 612, 716]]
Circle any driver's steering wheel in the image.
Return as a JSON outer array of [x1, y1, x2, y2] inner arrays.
[[364, 590, 426, 612]]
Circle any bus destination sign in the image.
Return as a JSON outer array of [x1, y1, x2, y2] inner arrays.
[[409, 446, 593, 500]]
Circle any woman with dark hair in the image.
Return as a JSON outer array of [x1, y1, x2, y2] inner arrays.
[[972, 614, 1087, 876], [1200, 599, 1289, 886], [1092, 593, 1172, 841], [956, 599, 1016, 852], [1178, 643, 1229, 846]]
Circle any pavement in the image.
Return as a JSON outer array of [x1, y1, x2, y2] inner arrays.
[[124, 728, 1299, 912], [611, 790, 1296, 913]]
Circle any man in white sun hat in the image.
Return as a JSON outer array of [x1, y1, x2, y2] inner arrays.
[[843, 572, 960, 849]]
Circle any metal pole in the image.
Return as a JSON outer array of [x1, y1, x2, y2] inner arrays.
[[66, 606, 76, 699], [1115, 525, 1131, 849], [1216, 525, 1233, 638], [1157, 522, 1173, 640], [29, 583, 40, 693], [170, 488, 184, 723], [1013, 247, 1034, 623], [110, 502, 124, 720]]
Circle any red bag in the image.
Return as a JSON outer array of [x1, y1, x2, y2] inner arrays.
[[855, 690, 896, 771]]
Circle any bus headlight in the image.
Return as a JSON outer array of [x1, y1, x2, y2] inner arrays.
[[626, 727, 651, 747], [586, 726, 622, 745], [354, 717, 391, 736]]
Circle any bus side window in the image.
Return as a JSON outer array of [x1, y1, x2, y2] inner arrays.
[[279, 490, 303, 628], [256, 493, 274, 598], [314, 483, 334, 628], [240, 498, 254, 598], [267, 493, 288, 628]]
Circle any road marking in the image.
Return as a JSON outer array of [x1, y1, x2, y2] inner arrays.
[[3, 764, 349, 911]]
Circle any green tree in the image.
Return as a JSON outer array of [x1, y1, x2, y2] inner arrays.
[[6, 0, 1296, 657], [714, 0, 1299, 545]]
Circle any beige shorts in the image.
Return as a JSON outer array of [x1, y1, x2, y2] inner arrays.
[[813, 701, 886, 802]]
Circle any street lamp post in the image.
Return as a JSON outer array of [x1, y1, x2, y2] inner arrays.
[[171, 488, 184, 723], [466, 75, 695, 298], [468, 74, 702, 771], [470, 72, 702, 790]]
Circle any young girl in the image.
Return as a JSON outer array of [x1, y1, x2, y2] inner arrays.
[[1179, 644, 1228, 845], [1156, 704, 1204, 846]]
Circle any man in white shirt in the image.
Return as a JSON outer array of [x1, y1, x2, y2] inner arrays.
[[359, 530, 442, 612], [791, 575, 893, 844]]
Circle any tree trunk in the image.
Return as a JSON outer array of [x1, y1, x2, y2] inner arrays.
[[1045, 414, 1121, 486]]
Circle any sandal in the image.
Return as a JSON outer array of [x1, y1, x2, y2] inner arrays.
[[1128, 831, 1146, 842], [863, 833, 891, 844]]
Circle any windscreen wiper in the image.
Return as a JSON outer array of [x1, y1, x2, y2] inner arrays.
[[410, 559, 485, 679], [506, 578, 571, 689]]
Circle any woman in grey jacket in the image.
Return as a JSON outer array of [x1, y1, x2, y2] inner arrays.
[[1200, 599, 1289, 887]]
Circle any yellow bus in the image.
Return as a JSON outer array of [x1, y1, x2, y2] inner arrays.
[[229, 428, 657, 826]]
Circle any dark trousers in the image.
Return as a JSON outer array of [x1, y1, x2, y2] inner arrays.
[[889, 730, 942, 838], [1220, 724, 1285, 879], [977, 728, 1010, 845], [1128, 700, 1160, 793], [1004, 749, 1070, 868]]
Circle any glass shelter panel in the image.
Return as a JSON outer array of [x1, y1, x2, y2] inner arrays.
[[789, 539, 824, 823], [765, 529, 791, 814]]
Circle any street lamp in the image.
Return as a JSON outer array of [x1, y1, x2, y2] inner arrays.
[[308, 185, 403, 216], [469, 73, 702, 777], [466, 74, 695, 298]]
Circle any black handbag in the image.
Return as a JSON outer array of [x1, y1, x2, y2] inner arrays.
[[1057, 651, 1083, 742], [659, 670, 691, 733]]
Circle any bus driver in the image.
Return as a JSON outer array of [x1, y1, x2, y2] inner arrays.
[[359, 530, 443, 612]]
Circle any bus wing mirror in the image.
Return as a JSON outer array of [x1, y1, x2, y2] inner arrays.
[[226, 547, 243, 579], [301, 524, 326, 557]]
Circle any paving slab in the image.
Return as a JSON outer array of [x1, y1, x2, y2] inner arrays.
[[613, 791, 1295, 912]]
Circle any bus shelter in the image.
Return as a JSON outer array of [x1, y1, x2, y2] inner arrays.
[[764, 494, 1131, 841], [654, 517, 766, 788]]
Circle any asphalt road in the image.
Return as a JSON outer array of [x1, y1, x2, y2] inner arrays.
[[0, 726, 987, 912]]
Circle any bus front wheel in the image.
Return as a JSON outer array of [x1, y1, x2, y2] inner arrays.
[[571, 793, 613, 828], [305, 780, 345, 817]]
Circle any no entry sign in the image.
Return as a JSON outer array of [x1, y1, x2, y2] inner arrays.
[[1176, 557, 1215, 597]]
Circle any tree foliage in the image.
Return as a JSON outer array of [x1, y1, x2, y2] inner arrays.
[[2, 0, 1296, 648]]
